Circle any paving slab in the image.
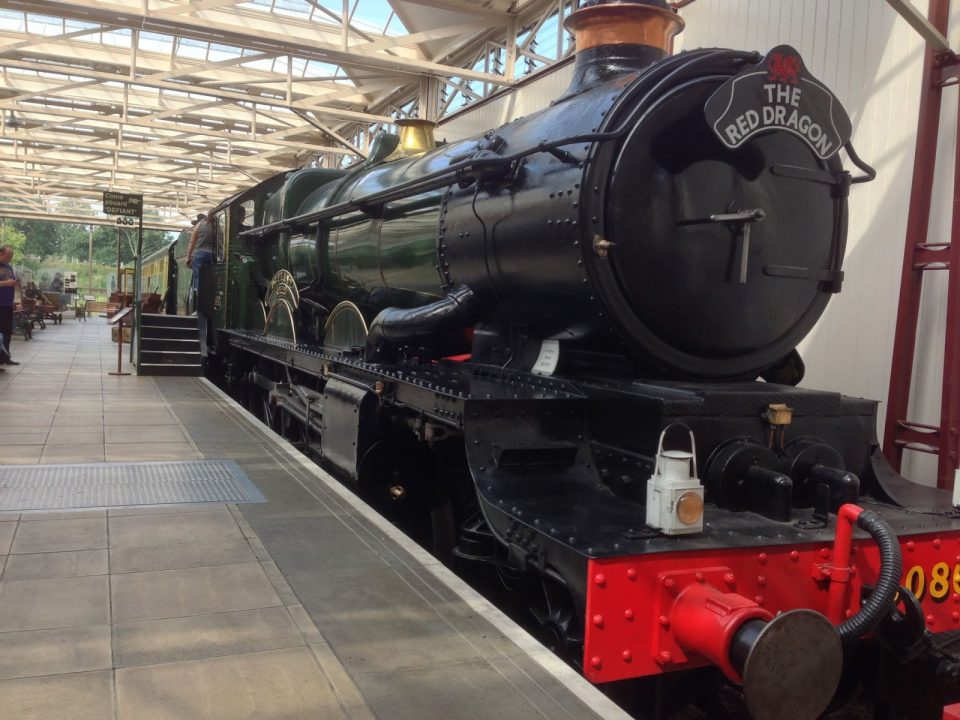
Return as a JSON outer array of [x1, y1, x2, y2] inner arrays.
[[0, 446, 44, 463], [3, 549, 109, 581], [0, 625, 112, 680], [247, 515, 389, 576], [44, 428, 105, 445], [0, 669, 115, 720], [281, 565, 480, 675], [353, 659, 578, 720], [105, 443, 198, 461], [113, 606, 304, 667], [3, 433, 49, 445], [0, 575, 110, 632], [20, 510, 107, 522], [40, 447, 106, 464], [107, 503, 229, 517], [104, 412, 177, 427], [11, 518, 108, 555], [115, 647, 348, 720], [104, 425, 187, 444], [110, 538, 256, 574], [51, 414, 105, 427], [109, 508, 243, 548], [0, 522, 15, 554], [111, 562, 282, 622]]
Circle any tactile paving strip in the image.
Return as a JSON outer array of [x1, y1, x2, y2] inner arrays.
[[0, 459, 265, 511]]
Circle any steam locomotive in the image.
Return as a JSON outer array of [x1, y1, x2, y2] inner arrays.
[[148, 1, 960, 717]]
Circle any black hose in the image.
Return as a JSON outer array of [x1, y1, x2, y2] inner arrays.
[[836, 510, 902, 645]]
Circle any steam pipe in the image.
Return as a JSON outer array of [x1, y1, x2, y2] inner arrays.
[[832, 504, 903, 645], [364, 285, 482, 360]]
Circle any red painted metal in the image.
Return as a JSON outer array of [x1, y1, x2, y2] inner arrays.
[[883, 0, 957, 488], [669, 582, 771, 682], [583, 529, 960, 684], [826, 504, 863, 623], [945, 703, 960, 719]]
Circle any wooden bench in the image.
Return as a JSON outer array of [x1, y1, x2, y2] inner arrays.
[[85, 300, 116, 317]]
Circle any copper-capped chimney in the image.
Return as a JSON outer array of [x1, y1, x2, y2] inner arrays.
[[562, 0, 684, 95], [385, 118, 437, 161]]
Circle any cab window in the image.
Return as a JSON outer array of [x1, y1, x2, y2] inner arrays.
[[212, 210, 227, 262]]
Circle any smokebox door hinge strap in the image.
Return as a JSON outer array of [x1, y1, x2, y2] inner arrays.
[[763, 265, 845, 284], [769, 163, 850, 191]]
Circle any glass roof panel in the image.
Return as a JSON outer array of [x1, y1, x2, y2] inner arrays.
[[25, 13, 64, 34], [0, 10, 26, 30], [208, 44, 245, 62], [176, 37, 210, 60], [0, 0, 567, 226], [357, 0, 406, 35], [101, 28, 133, 48], [139, 32, 174, 54]]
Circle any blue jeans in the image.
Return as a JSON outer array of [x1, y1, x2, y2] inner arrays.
[[190, 250, 213, 296]]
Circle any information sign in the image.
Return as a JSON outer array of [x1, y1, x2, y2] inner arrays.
[[102, 191, 143, 218]]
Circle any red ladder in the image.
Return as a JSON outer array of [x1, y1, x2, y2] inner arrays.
[[883, 0, 960, 489]]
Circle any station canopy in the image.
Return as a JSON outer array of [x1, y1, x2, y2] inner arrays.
[[0, 0, 574, 230]]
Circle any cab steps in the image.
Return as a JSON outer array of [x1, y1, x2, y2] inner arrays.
[[138, 313, 203, 376]]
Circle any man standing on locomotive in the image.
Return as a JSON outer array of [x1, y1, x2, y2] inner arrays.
[[0, 245, 19, 365], [185, 213, 213, 310]]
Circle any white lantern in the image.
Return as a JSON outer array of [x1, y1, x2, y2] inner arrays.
[[645, 426, 704, 535]]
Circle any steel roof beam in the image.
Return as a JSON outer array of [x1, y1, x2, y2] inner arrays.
[[4, 0, 512, 85], [0, 56, 391, 125]]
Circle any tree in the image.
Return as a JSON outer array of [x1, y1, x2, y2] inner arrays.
[[11, 219, 61, 259], [0, 222, 28, 259], [59, 224, 92, 261], [92, 225, 128, 265], [90, 226, 175, 265]]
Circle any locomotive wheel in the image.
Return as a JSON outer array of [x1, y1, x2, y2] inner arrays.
[[528, 576, 582, 662]]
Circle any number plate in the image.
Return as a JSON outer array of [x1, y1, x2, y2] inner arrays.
[[904, 551, 960, 603]]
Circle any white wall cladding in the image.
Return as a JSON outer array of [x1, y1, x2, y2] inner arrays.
[[439, 1, 959, 484]]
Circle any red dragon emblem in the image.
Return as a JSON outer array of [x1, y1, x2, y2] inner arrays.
[[767, 52, 801, 83]]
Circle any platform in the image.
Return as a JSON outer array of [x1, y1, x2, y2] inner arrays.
[[0, 318, 627, 720]]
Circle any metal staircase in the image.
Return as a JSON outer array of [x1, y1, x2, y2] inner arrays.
[[137, 313, 203, 376]]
